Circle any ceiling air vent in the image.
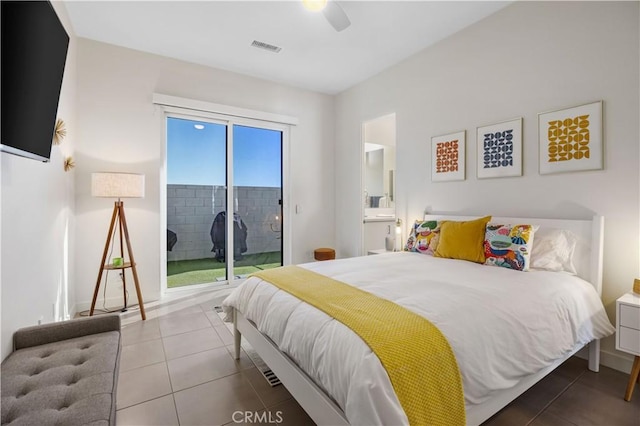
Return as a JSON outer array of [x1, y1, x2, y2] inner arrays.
[[251, 40, 282, 53]]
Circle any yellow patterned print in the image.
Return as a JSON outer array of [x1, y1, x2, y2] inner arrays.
[[547, 114, 590, 162], [253, 266, 466, 426]]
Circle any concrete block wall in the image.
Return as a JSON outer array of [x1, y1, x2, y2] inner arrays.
[[167, 184, 282, 261]]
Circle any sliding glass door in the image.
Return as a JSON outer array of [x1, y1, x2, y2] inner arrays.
[[165, 116, 283, 290], [232, 125, 283, 278]]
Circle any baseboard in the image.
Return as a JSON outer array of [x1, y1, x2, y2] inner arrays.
[[75, 296, 132, 315], [68, 303, 77, 321], [75, 285, 230, 319], [75, 291, 157, 315], [600, 348, 635, 374], [575, 346, 635, 374]]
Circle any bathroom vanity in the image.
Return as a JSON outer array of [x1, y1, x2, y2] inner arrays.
[[363, 211, 395, 253]]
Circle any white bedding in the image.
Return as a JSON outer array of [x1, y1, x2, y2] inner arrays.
[[223, 252, 614, 425]]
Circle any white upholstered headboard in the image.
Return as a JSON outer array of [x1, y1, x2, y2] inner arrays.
[[422, 215, 605, 296]]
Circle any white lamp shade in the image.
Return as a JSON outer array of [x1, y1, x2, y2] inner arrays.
[[92, 172, 145, 198]]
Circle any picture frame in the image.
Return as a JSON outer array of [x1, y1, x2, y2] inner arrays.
[[538, 101, 603, 175], [431, 130, 465, 182], [477, 117, 522, 179]]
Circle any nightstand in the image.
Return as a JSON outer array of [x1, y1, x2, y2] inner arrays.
[[616, 292, 640, 401]]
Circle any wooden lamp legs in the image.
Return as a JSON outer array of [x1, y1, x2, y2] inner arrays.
[[89, 200, 146, 320]]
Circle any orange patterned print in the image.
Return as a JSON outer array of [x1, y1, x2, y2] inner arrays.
[[436, 140, 459, 173]]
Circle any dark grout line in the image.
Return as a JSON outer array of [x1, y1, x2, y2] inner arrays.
[[172, 393, 181, 426], [264, 396, 294, 410], [524, 369, 587, 426], [162, 359, 182, 425], [165, 343, 230, 364], [169, 370, 248, 396], [116, 392, 174, 412], [241, 367, 271, 410]]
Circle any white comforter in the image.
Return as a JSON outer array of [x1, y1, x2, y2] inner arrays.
[[223, 252, 614, 425]]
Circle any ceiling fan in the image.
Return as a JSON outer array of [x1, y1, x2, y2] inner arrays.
[[303, 0, 351, 32]]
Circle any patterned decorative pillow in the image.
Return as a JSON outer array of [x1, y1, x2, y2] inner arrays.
[[405, 220, 440, 255], [484, 224, 536, 271]]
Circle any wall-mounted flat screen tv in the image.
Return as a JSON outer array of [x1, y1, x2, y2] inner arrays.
[[1, 0, 69, 162]]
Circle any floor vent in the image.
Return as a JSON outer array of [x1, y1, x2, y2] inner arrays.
[[216, 308, 282, 387], [251, 40, 282, 53], [261, 368, 282, 387]]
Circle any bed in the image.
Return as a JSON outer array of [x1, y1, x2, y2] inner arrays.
[[223, 215, 615, 425]]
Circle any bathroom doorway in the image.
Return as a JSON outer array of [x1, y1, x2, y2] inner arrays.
[[362, 113, 397, 254]]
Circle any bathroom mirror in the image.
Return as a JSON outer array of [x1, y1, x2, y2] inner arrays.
[[364, 144, 395, 208], [363, 114, 396, 211]]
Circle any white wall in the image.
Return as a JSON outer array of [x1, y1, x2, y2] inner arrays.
[[1, 2, 77, 360], [364, 113, 396, 147], [335, 1, 639, 371], [74, 39, 335, 310]]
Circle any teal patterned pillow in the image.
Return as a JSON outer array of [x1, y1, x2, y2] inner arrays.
[[483, 224, 536, 271], [405, 220, 440, 255]]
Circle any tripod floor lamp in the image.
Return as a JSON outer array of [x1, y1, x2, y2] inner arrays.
[[90, 172, 146, 320]]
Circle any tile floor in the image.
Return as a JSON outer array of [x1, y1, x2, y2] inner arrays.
[[116, 291, 639, 426], [116, 290, 314, 426], [483, 356, 639, 426]]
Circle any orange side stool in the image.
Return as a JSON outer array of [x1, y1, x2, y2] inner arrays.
[[314, 248, 335, 261]]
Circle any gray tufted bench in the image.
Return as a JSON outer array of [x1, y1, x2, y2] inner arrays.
[[1, 315, 121, 426]]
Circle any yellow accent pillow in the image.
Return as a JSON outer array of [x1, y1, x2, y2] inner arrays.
[[434, 216, 492, 263]]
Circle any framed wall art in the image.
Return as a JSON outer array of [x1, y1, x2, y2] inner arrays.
[[431, 130, 465, 182], [538, 101, 603, 175], [477, 117, 522, 179]]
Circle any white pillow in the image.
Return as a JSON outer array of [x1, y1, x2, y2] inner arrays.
[[530, 229, 577, 274]]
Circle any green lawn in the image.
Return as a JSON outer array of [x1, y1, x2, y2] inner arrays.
[[167, 252, 281, 288]]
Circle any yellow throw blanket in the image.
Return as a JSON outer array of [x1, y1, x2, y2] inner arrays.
[[252, 265, 465, 426]]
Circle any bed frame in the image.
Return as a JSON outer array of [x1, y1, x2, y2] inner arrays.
[[232, 215, 605, 426]]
